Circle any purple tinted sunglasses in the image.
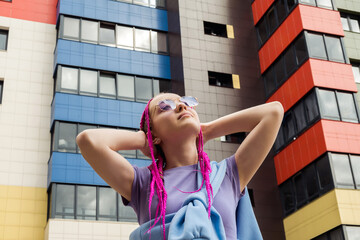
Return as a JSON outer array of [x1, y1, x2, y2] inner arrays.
[[157, 96, 198, 111]]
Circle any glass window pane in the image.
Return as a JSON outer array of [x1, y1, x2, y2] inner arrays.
[[317, 0, 333, 9], [0, 30, 8, 50], [274, 125, 285, 151], [99, 187, 117, 221], [352, 65, 360, 83], [58, 122, 77, 153], [293, 102, 307, 133], [153, 79, 160, 96], [345, 226, 360, 239], [280, 180, 295, 214], [100, 23, 115, 46], [341, 17, 350, 31], [283, 112, 296, 143], [257, 18, 268, 45], [331, 153, 354, 188], [318, 89, 340, 120], [287, 0, 296, 11], [274, 58, 286, 86], [316, 155, 333, 191], [76, 186, 96, 220], [304, 90, 319, 123], [300, 0, 316, 5], [303, 165, 318, 200], [118, 149, 137, 158], [151, 31, 168, 54], [116, 25, 133, 49], [99, 74, 116, 98], [135, 28, 150, 51], [306, 33, 327, 59], [133, 0, 149, 6], [324, 36, 344, 62], [336, 92, 358, 122], [117, 74, 134, 100], [159, 79, 171, 93], [329, 227, 345, 240], [81, 20, 98, 43], [63, 17, 80, 40], [266, 6, 278, 34], [137, 149, 149, 159], [294, 34, 308, 65], [264, 68, 276, 97], [80, 69, 97, 96], [61, 67, 78, 92], [135, 77, 152, 102], [118, 193, 137, 221], [349, 18, 360, 33], [150, 0, 165, 8], [350, 155, 360, 188], [294, 173, 306, 207], [275, 0, 287, 23], [55, 184, 75, 218], [284, 47, 297, 76]]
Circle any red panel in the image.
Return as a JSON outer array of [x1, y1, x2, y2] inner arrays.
[[274, 120, 360, 185], [266, 59, 358, 112], [0, 0, 58, 25], [252, 0, 275, 25], [259, 5, 345, 74]]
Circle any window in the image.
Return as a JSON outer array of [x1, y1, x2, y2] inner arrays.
[[306, 33, 327, 59], [284, 47, 297, 76], [63, 17, 80, 40], [350, 155, 360, 188], [274, 58, 286, 86], [317, 89, 340, 120], [55, 184, 75, 219], [294, 34, 308, 65], [118, 193, 137, 221], [316, 154, 333, 191], [134, 28, 150, 52], [135, 77, 152, 102], [303, 164, 318, 200], [81, 19, 98, 43], [117, 74, 135, 100], [0, 80, 3, 104], [345, 226, 360, 239], [116, 25, 134, 50], [256, 18, 268, 46], [287, 0, 296, 11], [79, 69, 98, 96], [76, 185, 96, 220], [151, 31, 168, 54], [133, 0, 149, 6], [208, 71, 233, 88], [99, 73, 116, 99], [304, 90, 319, 123], [115, 0, 166, 8], [275, 0, 287, 23], [279, 180, 295, 215], [0, 29, 8, 50], [316, 0, 333, 9], [341, 14, 350, 31], [330, 153, 354, 189], [220, 132, 247, 144], [336, 92, 358, 122], [203, 21, 227, 38], [264, 68, 276, 95], [293, 101, 307, 133], [341, 12, 360, 33], [60, 66, 78, 93], [98, 187, 117, 221], [99, 23, 116, 46], [267, 6, 278, 34], [351, 63, 360, 83], [294, 173, 306, 207], [312, 226, 345, 240], [58, 122, 77, 153], [324, 36, 345, 62], [283, 112, 296, 143], [300, 0, 316, 6]]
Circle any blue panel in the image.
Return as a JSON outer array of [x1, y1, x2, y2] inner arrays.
[[57, 0, 168, 31], [54, 39, 171, 80], [50, 92, 146, 129], [47, 152, 151, 188]]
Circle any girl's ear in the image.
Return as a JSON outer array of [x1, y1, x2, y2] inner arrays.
[[153, 137, 161, 145]]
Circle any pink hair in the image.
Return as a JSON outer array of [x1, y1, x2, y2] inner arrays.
[[140, 98, 213, 240]]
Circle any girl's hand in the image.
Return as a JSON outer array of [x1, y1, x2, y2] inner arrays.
[[139, 131, 158, 159]]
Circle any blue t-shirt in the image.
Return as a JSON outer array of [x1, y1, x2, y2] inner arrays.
[[122, 155, 245, 240]]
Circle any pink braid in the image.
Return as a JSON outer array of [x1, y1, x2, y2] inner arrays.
[[140, 97, 213, 240]]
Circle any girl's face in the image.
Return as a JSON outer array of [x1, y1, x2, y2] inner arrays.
[[148, 93, 201, 144]]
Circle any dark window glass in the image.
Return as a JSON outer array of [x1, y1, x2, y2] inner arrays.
[[287, 0, 296, 11], [293, 102, 307, 133], [283, 112, 296, 143], [117, 74, 135, 100], [58, 122, 77, 153], [330, 153, 354, 189], [222, 132, 247, 144], [316, 155, 333, 191], [99, 23, 116, 46], [318, 89, 340, 120], [274, 58, 286, 86], [267, 6, 278, 34], [135, 77, 152, 102], [294, 173, 306, 207], [118, 193, 137, 221], [0, 81, 3, 104], [324, 36, 344, 62], [0, 29, 8, 50], [304, 90, 319, 123], [280, 181, 295, 214], [55, 184, 75, 219], [303, 165, 318, 200], [274, 125, 285, 151], [208, 71, 233, 88], [76, 186, 96, 220], [317, 0, 333, 9], [99, 73, 116, 99], [294, 34, 308, 65], [306, 33, 327, 59], [284, 47, 297, 76], [276, 0, 287, 23], [264, 68, 276, 96], [98, 188, 117, 221], [257, 18, 268, 45], [350, 155, 360, 189], [203, 21, 227, 38], [336, 92, 358, 123], [151, 31, 168, 54], [329, 227, 345, 240]]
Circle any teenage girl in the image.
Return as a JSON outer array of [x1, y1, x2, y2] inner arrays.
[[76, 93, 284, 239]]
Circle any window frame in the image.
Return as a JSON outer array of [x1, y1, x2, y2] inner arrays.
[[0, 29, 9, 51], [340, 12, 360, 33], [0, 80, 3, 104]]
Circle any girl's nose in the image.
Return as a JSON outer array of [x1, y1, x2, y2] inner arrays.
[[176, 102, 187, 112]]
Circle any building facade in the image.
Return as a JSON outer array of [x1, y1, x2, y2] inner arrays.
[[0, 0, 359, 239]]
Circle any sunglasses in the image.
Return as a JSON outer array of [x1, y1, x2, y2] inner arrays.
[[157, 96, 198, 111]]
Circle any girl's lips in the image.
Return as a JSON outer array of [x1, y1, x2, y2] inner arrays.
[[178, 112, 192, 120]]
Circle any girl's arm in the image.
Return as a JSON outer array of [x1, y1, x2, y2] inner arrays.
[[76, 129, 147, 202], [201, 101, 284, 193]]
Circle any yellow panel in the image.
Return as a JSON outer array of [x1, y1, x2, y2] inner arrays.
[[232, 74, 240, 89], [283, 190, 341, 240], [6, 199, 21, 212], [336, 189, 360, 225], [226, 24, 234, 39], [4, 226, 19, 240], [5, 212, 20, 226], [19, 227, 34, 240]]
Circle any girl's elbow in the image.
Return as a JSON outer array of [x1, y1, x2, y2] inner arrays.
[[271, 101, 284, 117]]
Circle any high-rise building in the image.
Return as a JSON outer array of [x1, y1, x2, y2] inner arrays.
[[0, 0, 359, 239]]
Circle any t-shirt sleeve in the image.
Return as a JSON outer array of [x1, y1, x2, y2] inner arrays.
[[226, 154, 246, 200]]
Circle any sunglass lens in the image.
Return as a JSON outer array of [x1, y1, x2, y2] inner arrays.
[[158, 100, 175, 111], [181, 96, 198, 107]]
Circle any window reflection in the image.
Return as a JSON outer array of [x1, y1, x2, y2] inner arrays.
[[306, 33, 327, 59], [81, 20, 98, 43], [77, 186, 96, 220], [55, 184, 75, 218], [99, 74, 116, 98], [63, 17, 80, 39], [324, 36, 344, 62], [117, 25, 134, 50], [135, 77, 152, 102], [330, 153, 354, 189], [135, 28, 150, 51], [80, 69, 97, 96], [318, 89, 340, 120], [58, 122, 77, 153], [61, 67, 78, 93], [100, 23, 116, 46], [99, 187, 117, 221]]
